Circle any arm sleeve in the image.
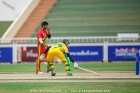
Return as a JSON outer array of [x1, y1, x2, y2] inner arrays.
[[44, 46, 51, 54], [39, 38, 43, 43], [66, 53, 74, 63]]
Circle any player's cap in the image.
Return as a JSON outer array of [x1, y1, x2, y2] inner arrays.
[[62, 39, 70, 44]]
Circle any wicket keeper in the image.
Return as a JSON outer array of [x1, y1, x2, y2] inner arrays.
[[40, 39, 78, 76]]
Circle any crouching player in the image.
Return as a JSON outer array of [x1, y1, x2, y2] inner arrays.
[[40, 39, 78, 76]]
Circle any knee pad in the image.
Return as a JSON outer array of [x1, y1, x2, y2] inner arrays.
[[64, 62, 71, 71]]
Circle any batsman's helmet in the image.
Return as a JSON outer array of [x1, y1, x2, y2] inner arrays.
[[62, 39, 70, 44]]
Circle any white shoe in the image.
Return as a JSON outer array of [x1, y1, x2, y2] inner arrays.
[[37, 72, 44, 75], [40, 54, 45, 61]]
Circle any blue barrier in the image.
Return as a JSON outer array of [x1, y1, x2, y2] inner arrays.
[[0, 47, 12, 62], [136, 52, 140, 75], [108, 45, 140, 61], [69, 46, 103, 61]]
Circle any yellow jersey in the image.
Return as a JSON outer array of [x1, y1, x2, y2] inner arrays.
[[51, 43, 69, 53]]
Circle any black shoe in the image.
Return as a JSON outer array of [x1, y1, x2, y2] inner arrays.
[[67, 73, 73, 76], [51, 70, 56, 76], [52, 73, 56, 76], [66, 71, 73, 76]]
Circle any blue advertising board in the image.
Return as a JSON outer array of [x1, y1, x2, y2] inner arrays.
[[68, 46, 103, 61], [0, 47, 12, 62], [136, 51, 140, 75], [108, 45, 140, 61]]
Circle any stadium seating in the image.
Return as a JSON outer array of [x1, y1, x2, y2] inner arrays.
[[32, 0, 140, 37]]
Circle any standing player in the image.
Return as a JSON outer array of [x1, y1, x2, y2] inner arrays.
[[40, 39, 78, 76], [36, 21, 51, 75]]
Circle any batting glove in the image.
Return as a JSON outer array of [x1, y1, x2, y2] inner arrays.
[[74, 62, 78, 69]]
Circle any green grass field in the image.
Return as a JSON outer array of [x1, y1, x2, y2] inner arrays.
[[0, 21, 13, 37], [0, 62, 136, 73], [0, 82, 140, 93], [0, 62, 139, 93]]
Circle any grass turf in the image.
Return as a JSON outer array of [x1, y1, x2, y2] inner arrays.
[[0, 62, 135, 73], [0, 82, 140, 93], [0, 21, 13, 37], [0, 62, 139, 93]]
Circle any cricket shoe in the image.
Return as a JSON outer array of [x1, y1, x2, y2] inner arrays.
[[67, 73, 73, 76], [36, 72, 44, 75], [66, 71, 73, 76], [50, 70, 56, 76]]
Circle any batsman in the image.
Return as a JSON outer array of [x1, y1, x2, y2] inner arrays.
[[40, 39, 78, 76]]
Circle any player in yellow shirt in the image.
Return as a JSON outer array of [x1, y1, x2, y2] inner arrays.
[[40, 39, 78, 76]]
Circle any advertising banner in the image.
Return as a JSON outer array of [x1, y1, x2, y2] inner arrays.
[[69, 46, 103, 61], [108, 45, 140, 61], [21, 47, 37, 62], [0, 47, 12, 62], [21, 45, 103, 62]]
